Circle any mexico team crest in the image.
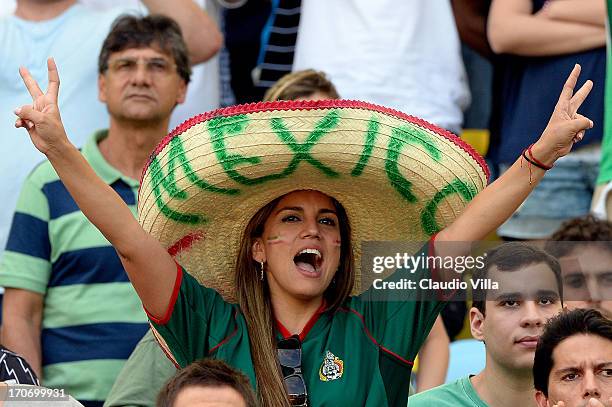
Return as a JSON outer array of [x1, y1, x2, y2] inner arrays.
[[319, 350, 344, 381]]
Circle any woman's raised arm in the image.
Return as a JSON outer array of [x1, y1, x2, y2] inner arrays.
[[14, 58, 176, 318], [438, 64, 594, 244]]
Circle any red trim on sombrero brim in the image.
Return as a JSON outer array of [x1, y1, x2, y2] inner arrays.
[[139, 99, 490, 197]]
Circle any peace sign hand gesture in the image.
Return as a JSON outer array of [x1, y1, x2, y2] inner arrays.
[[14, 58, 70, 157], [531, 64, 594, 165]]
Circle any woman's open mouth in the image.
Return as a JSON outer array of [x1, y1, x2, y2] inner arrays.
[[293, 248, 323, 277]]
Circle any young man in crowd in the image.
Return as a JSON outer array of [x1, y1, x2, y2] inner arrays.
[[156, 359, 257, 407], [0, 15, 191, 405], [408, 243, 564, 406], [545, 215, 612, 319], [534, 308, 612, 407]]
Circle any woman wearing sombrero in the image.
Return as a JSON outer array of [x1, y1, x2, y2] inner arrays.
[[14, 59, 593, 406]]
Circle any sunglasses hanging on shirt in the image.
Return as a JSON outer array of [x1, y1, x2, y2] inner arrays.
[[277, 334, 309, 407]]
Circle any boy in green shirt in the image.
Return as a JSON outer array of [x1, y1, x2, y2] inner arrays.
[[409, 243, 564, 406]]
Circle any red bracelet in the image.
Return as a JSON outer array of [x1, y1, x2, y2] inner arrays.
[[526, 144, 553, 170], [522, 150, 550, 171]]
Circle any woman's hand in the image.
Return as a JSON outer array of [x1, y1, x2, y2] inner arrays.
[[530, 64, 594, 165], [14, 58, 71, 157]]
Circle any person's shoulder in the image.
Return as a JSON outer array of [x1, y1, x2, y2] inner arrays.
[[22, 139, 94, 196], [23, 159, 60, 190], [119, 329, 176, 373], [136, 329, 159, 346], [408, 377, 477, 407]]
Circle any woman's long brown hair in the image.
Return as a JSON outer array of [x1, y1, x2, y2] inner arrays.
[[234, 192, 354, 406]]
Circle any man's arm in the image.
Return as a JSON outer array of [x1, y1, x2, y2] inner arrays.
[[538, 0, 606, 27], [451, 0, 494, 59], [1, 289, 43, 378], [488, 0, 605, 56], [141, 0, 223, 64]]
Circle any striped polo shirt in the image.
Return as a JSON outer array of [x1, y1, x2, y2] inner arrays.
[[0, 130, 149, 406]]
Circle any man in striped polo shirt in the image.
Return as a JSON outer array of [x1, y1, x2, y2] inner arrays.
[[0, 15, 190, 406]]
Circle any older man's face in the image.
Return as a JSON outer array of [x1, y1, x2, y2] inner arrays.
[[536, 334, 612, 407], [99, 45, 186, 124]]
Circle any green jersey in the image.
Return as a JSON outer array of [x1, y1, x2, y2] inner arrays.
[[407, 376, 488, 407], [596, 0, 612, 184], [149, 243, 443, 406]]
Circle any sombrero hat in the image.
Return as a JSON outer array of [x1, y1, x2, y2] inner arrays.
[[138, 100, 489, 301]]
